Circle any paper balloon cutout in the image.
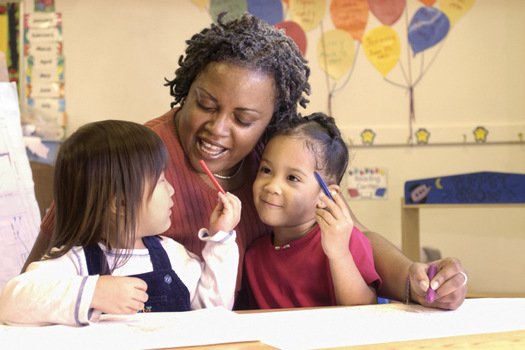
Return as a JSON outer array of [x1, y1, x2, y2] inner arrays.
[[210, 0, 247, 23], [408, 7, 450, 56], [440, 0, 475, 26], [191, 0, 209, 10], [248, 0, 283, 25], [275, 21, 307, 56], [330, 0, 369, 42], [362, 26, 400, 78], [418, 0, 436, 5], [368, 0, 405, 26], [317, 29, 355, 80], [289, 0, 326, 32]]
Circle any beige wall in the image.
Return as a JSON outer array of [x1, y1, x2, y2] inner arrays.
[[24, 0, 525, 295]]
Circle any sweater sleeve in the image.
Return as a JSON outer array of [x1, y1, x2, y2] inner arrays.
[[0, 250, 99, 326], [349, 227, 382, 290], [190, 229, 239, 310]]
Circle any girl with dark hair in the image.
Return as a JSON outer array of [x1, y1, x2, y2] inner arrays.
[[0, 120, 240, 326], [245, 113, 380, 309]]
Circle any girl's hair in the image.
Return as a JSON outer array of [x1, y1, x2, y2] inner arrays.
[[275, 112, 349, 185], [164, 12, 310, 141], [47, 120, 169, 271]]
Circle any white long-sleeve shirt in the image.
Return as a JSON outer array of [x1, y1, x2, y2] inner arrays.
[[0, 229, 238, 327]]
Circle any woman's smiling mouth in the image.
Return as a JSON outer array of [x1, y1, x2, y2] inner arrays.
[[199, 139, 226, 156]]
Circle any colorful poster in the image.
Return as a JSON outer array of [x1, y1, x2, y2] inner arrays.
[[24, 11, 66, 139], [347, 168, 388, 200], [0, 3, 21, 89]]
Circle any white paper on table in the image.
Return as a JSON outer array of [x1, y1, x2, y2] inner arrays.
[[237, 298, 525, 349], [0, 307, 258, 350]]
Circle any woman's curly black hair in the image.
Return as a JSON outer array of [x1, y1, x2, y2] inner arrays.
[[164, 12, 311, 140]]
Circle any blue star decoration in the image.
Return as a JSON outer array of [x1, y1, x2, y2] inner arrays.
[[415, 128, 430, 144], [361, 129, 376, 145], [473, 126, 488, 143]]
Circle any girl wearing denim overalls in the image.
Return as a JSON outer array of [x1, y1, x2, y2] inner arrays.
[[0, 120, 240, 326]]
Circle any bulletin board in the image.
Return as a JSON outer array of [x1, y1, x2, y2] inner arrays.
[[0, 2, 22, 92], [45, 0, 525, 149], [186, 0, 525, 147]]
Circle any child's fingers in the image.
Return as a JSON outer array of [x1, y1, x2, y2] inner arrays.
[[321, 192, 353, 227], [131, 277, 148, 292], [218, 192, 242, 217], [320, 193, 344, 220], [315, 207, 336, 226], [331, 191, 352, 220], [219, 192, 240, 207]]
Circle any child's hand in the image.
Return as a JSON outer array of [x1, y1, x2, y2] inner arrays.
[[315, 191, 355, 260], [91, 276, 148, 314], [209, 192, 242, 236]]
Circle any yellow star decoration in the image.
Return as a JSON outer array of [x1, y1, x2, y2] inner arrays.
[[415, 128, 430, 144], [473, 126, 488, 143], [361, 129, 376, 145]]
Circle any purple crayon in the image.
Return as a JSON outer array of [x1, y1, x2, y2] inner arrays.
[[426, 265, 437, 303]]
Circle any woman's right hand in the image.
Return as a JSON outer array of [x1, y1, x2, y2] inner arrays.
[[91, 276, 148, 314], [209, 192, 242, 235]]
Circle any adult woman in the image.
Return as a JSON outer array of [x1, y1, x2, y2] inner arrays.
[[25, 13, 467, 310]]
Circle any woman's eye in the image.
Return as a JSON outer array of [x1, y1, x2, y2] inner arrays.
[[235, 116, 253, 127], [197, 100, 215, 111]]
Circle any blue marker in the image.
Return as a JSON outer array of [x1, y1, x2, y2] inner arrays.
[[314, 171, 333, 201]]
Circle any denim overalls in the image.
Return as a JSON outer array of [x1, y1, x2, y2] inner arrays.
[[84, 236, 191, 312]]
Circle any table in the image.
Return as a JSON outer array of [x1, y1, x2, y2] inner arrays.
[[2, 298, 525, 349], [174, 329, 525, 349]]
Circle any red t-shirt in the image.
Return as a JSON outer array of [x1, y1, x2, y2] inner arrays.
[[244, 224, 382, 309]]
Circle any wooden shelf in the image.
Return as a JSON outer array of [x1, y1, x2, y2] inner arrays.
[[401, 198, 525, 262]]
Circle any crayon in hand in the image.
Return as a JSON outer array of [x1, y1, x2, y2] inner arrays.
[[200, 159, 226, 194], [426, 264, 437, 303], [314, 171, 333, 201]]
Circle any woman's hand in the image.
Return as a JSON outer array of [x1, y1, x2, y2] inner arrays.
[[408, 258, 468, 310], [91, 276, 148, 314], [209, 192, 242, 235]]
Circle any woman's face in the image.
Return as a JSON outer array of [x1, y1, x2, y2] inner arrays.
[[177, 62, 276, 176]]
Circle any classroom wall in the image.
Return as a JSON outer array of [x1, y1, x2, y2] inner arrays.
[[22, 0, 525, 295]]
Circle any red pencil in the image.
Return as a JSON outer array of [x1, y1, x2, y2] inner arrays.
[[199, 159, 226, 194]]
